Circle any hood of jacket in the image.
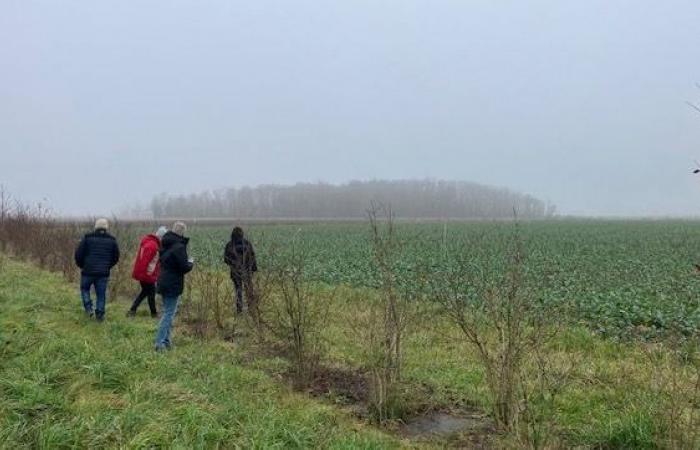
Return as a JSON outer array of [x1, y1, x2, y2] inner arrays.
[[141, 233, 160, 247], [161, 231, 188, 251]]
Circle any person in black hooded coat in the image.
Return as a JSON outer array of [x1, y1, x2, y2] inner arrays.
[[224, 226, 257, 313], [154, 222, 193, 351]]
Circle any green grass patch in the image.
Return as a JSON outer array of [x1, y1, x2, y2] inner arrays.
[[0, 259, 397, 449]]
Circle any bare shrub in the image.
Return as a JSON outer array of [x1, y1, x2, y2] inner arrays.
[[181, 269, 234, 339], [518, 348, 578, 449], [646, 335, 700, 449], [0, 194, 83, 279], [0, 191, 147, 300], [46, 222, 82, 281], [359, 203, 415, 423], [103, 219, 138, 301], [3, 201, 45, 260], [243, 260, 277, 342], [353, 293, 408, 423], [0, 185, 12, 253], [262, 239, 331, 389], [432, 220, 564, 440]]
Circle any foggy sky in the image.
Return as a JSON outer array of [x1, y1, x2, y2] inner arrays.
[[2, 0, 700, 217]]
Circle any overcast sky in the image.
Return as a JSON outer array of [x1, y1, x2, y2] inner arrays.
[[2, 1, 700, 217]]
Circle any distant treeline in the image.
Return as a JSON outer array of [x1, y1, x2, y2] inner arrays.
[[149, 180, 555, 219]]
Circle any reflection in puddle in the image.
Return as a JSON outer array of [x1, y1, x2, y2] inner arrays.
[[402, 411, 492, 438]]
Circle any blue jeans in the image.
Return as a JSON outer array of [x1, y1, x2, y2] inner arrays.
[[80, 275, 109, 319], [155, 295, 180, 350]]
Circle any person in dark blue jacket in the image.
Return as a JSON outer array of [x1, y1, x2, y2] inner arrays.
[[155, 221, 194, 351], [74, 218, 120, 321]]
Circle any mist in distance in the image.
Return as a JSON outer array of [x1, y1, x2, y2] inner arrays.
[[145, 179, 555, 220], [1, 1, 700, 218]]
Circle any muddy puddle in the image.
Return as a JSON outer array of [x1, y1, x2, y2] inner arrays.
[[246, 356, 498, 446], [400, 410, 495, 447]]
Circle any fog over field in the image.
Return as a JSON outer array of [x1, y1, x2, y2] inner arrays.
[[2, 1, 700, 217]]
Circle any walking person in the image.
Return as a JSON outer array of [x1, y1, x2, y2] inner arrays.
[[127, 226, 167, 318], [154, 222, 193, 351], [74, 218, 120, 322], [224, 226, 257, 314]]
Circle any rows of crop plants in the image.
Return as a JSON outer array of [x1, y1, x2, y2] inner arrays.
[[182, 220, 700, 339]]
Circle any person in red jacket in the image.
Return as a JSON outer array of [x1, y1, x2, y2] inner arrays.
[[127, 226, 167, 318]]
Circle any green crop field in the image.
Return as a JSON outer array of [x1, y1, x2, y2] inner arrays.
[[184, 220, 700, 339]]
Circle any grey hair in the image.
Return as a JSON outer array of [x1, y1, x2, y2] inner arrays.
[[94, 218, 109, 230], [171, 221, 187, 236]]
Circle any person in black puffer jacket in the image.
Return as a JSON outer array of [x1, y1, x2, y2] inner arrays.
[[155, 222, 193, 351], [74, 218, 120, 321], [224, 226, 257, 314]]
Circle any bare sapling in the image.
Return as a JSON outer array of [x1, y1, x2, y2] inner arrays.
[[646, 333, 700, 449], [0, 184, 11, 252], [106, 219, 137, 302], [262, 238, 331, 389], [518, 345, 578, 449], [433, 219, 565, 441], [241, 236, 279, 342], [361, 202, 414, 423], [179, 269, 233, 339], [31, 202, 54, 269], [56, 222, 82, 281], [244, 259, 276, 342]]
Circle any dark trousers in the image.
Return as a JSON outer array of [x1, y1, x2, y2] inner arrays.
[[130, 281, 157, 315], [233, 274, 254, 313]]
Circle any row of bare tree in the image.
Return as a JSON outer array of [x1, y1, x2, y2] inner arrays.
[[149, 179, 555, 219]]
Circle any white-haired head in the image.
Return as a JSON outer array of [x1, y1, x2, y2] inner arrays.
[[171, 221, 187, 236], [94, 218, 109, 231]]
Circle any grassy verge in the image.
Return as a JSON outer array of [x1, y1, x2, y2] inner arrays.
[[0, 258, 397, 449]]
